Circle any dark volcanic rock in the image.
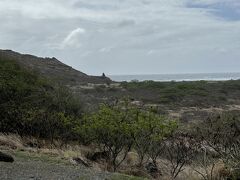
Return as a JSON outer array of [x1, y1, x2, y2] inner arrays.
[[0, 152, 14, 163], [145, 162, 161, 178], [86, 151, 110, 162]]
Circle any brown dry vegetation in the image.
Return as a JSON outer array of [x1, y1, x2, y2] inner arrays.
[[1, 130, 238, 180]]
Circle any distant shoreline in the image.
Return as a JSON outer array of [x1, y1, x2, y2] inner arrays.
[[109, 72, 240, 82]]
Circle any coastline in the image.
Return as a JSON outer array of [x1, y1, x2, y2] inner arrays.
[[109, 72, 240, 82]]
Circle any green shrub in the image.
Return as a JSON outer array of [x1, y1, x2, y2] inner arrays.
[[78, 101, 177, 171], [0, 57, 83, 142], [131, 110, 177, 166], [80, 103, 135, 171]]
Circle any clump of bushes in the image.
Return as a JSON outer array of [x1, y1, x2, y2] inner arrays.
[[121, 79, 240, 106], [192, 111, 240, 179], [78, 101, 177, 171], [0, 57, 179, 174], [0, 56, 82, 142]]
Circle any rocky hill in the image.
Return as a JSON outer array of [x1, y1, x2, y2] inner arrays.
[[0, 49, 112, 86]]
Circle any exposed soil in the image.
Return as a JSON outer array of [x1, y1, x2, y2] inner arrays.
[[0, 150, 111, 180], [0, 160, 112, 180]]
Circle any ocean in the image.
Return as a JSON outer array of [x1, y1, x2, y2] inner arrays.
[[109, 72, 240, 82]]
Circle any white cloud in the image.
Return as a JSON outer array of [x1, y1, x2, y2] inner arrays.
[[99, 47, 113, 53], [60, 28, 86, 49], [147, 50, 156, 55]]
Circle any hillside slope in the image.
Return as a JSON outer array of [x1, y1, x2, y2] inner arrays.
[[0, 49, 112, 85]]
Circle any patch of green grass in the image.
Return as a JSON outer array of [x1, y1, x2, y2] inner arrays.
[[13, 150, 69, 165], [78, 175, 94, 180]]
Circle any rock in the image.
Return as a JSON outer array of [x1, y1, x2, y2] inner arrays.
[[145, 162, 158, 173], [86, 151, 110, 162], [71, 157, 90, 167], [25, 142, 39, 148], [131, 101, 143, 106], [145, 162, 162, 178], [0, 151, 14, 162]]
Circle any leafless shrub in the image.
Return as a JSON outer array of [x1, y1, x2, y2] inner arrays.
[[165, 133, 200, 179], [193, 111, 240, 179]]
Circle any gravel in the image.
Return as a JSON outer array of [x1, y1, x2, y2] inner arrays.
[[0, 155, 111, 180]]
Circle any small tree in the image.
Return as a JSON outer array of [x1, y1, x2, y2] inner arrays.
[[132, 110, 177, 166], [82, 103, 135, 171], [166, 133, 200, 179], [193, 151, 219, 180], [195, 111, 240, 179]]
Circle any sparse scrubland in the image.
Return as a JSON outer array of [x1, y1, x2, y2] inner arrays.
[[0, 54, 240, 179]]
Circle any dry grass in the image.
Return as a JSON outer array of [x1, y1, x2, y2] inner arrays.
[[120, 169, 151, 179], [177, 167, 201, 180], [124, 152, 139, 167], [1, 133, 233, 180], [208, 160, 231, 180], [0, 133, 94, 163], [0, 133, 24, 149], [188, 160, 233, 180]]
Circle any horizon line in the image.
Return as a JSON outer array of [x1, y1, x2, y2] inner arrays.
[[108, 72, 240, 76]]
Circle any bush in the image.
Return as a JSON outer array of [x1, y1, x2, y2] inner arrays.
[[0, 56, 83, 142], [79, 101, 177, 171], [194, 111, 240, 179], [81, 103, 135, 171], [131, 110, 177, 166]]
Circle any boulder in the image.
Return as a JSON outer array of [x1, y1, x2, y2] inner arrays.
[[145, 162, 162, 178], [86, 151, 110, 162], [0, 152, 14, 162], [71, 157, 90, 167]]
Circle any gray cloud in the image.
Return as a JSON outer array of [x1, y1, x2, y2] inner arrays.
[[0, 0, 240, 75]]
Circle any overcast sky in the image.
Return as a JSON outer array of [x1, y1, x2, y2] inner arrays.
[[1, 0, 240, 75]]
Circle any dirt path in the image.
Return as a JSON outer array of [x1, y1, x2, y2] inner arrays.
[[0, 150, 141, 180], [0, 159, 111, 180]]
